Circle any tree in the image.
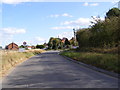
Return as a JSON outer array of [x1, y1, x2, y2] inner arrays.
[[0, 46, 2, 49], [48, 37, 54, 49], [36, 45, 45, 49], [19, 45, 25, 48], [106, 8, 120, 18], [76, 8, 120, 48], [64, 38, 70, 48], [64, 38, 70, 45], [48, 37, 62, 50]]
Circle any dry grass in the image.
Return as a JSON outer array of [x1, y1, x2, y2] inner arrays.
[[60, 51, 119, 74], [76, 47, 118, 54], [0, 49, 45, 79]]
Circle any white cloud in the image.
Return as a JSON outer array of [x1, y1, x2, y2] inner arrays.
[[32, 37, 46, 45], [35, 37, 45, 42], [0, 27, 26, 47], [61, 18, 91, 27], [51, 26, 80, 30], [52, 17, 105, 30], [1, 0, 118, 4], [2, 0, 42, 4], [83, 2, 89, 6], [91, 16, 105, 24], [51, 26, 73, 30], [62, 13, 73, 17], [83, 2, 99, 6], [58, 31, 74, 40], [50, 14, 60, 18], [90, 3, 99, 6], [1, 27, 26, 34], [49, 13, 73, 18]]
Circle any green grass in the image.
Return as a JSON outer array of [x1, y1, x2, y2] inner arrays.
[[60, 51, 119, 74]]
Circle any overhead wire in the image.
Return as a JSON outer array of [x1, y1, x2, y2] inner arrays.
[[98, 2, 119, 17]]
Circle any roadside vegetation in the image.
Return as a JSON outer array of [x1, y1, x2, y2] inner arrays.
[[61, 8, 120, 74], [76, 8, 120, 48], [0, 49, 45, 79], [60, 49, 119, 74]]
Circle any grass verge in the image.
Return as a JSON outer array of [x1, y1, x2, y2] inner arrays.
[[0, 49, 45, 79], [60, 50, 119, 74]]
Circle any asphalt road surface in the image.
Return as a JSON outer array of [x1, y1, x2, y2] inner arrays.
[[2, 51, 118, 88]]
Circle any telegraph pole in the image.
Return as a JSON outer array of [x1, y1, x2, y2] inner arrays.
[[118, 1, 120, 9], [73, 28, 76, 46]]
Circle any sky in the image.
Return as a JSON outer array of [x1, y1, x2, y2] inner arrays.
[[0, 0, 119, 48]]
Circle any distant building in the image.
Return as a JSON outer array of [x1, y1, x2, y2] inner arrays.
[[27, 46, 31, 50], [61, 37, 67, 43], [27, 46, 35, 50], [5, 42, 19, 50]]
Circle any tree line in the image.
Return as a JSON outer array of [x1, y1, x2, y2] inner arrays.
[[76, 8, 120, 48], [18, 37, 77, 50], [47, 37, 77, 50]]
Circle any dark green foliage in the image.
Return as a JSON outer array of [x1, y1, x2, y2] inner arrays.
[[76, 8, 120, 48], [64, 38, 71, 48], [19, 45, 25, 48], [36, 45, 45, 49], [47, 37, 72, 50], [48, 37, 63, 50], [76, 28, 91, 47], [64, 38, 70, 45], [106, 8, 120, 18], [0, 46, 2, 49], [69, 37, 78, 46]]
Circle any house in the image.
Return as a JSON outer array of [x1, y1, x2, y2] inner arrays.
[[5, 42, 19, 50], [27, 46, 35, 50], [61, 38, 67, 43], [27, 46, 33, 50]]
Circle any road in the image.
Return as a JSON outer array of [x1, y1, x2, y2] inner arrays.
[[2, 51, 118, 88]]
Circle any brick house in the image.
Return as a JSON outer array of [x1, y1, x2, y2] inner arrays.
[[5, 42, 19, 50]]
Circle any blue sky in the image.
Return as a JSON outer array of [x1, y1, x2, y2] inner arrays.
[[0, 1, 118, 47]]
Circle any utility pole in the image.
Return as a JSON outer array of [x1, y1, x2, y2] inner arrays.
[[118, 1, 120, 9], [73, 28, 76, 46]]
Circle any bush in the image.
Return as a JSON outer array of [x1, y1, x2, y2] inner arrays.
[[36, 45, 45, 49]]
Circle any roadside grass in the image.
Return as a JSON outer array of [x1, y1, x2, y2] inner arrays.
[[60, 50, 119, 74], [0, 49, 45, 79], [75, 47, 118, 54]]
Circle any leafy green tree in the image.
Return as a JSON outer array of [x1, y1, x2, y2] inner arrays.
[[106, 8, 120, 18], [0, 46, 2, 49], [48, 37, 62, 50], [19, 45, 25, 48], [65, 38, 70, 45], [48, 37, 54, 49], [36, 45, 45, 49]]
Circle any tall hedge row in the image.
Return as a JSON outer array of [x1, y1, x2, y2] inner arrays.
[[76, 8, 120, 48]]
